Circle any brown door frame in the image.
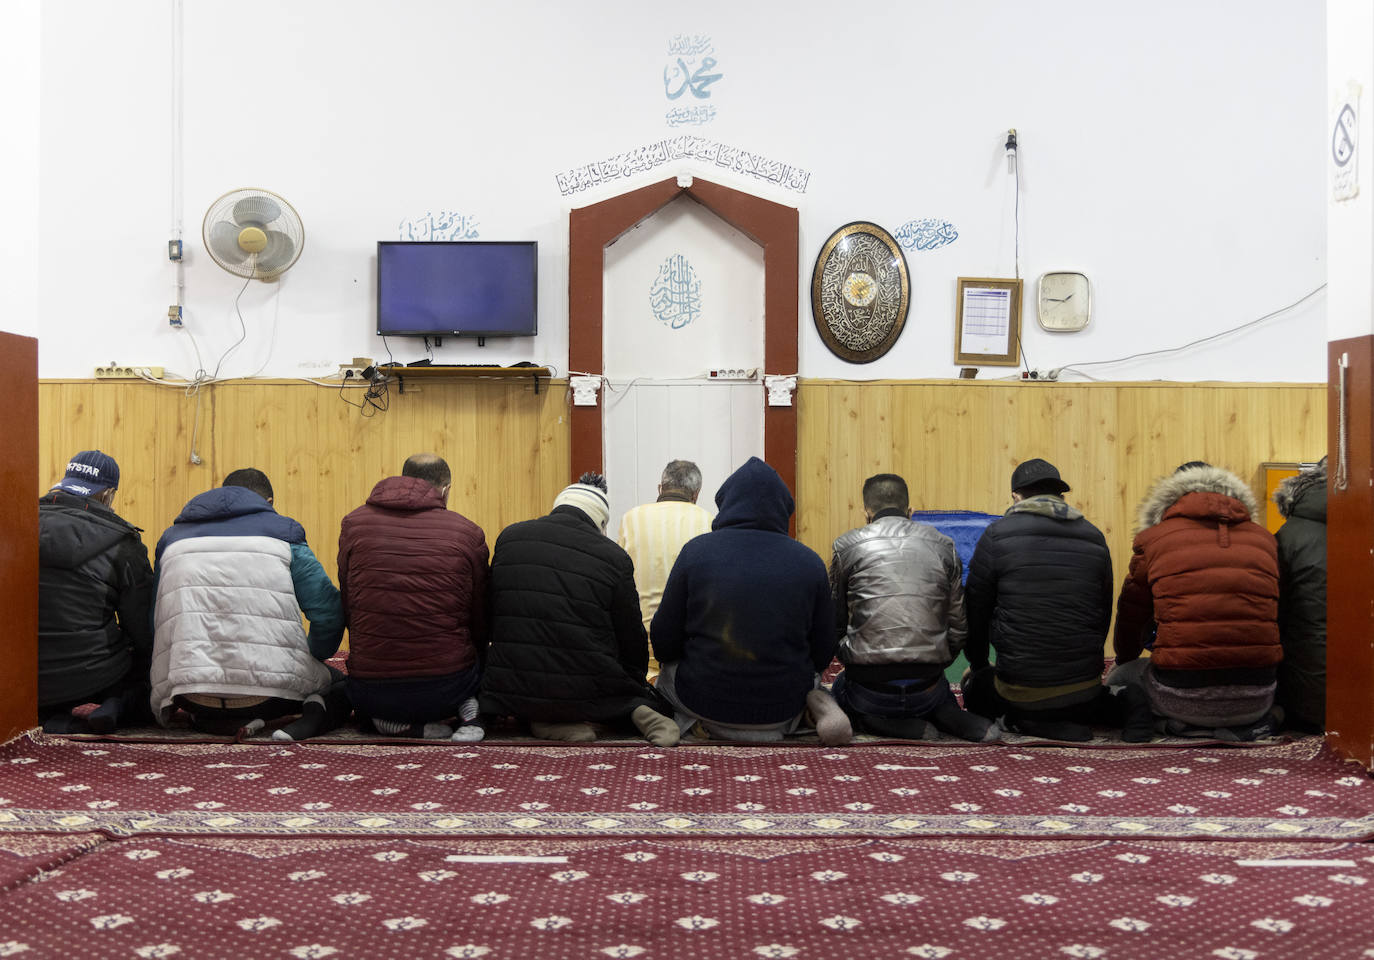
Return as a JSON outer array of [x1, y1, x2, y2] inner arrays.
[[568, 176, 799, 502]]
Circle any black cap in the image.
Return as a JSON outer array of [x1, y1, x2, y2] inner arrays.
[[1010, 457, 1070, 494]]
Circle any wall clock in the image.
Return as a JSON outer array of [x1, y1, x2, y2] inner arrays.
[[810, 221, 910, 363], [1037, 271, 1091, 332]]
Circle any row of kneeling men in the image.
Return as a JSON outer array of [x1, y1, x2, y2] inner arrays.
[[35, 450, 1325, 747]]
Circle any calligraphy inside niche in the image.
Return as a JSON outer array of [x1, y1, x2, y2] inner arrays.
[[650, 254, 702, 330]]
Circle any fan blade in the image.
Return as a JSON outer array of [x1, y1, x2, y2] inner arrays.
[[255, 231, 297, 275], [208, 220, 250, 264], [233, 194, 281, 227]]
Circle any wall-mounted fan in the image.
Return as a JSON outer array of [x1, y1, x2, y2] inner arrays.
[[202, 188, 304, 281]]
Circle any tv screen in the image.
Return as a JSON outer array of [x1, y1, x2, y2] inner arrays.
[[376, 241, 538, 338]]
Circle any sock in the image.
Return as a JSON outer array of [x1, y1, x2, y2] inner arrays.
[[529, 720, 597, 742], [459, 697, 479, 723], [271, 695, 328, 743], [805, 689, 853, 746], [373, 718, 453, 739], [40, 712, 91, 735], [451, 725, 485, 742], [87, 697, 124, 734], [631, 705, 680, 747]]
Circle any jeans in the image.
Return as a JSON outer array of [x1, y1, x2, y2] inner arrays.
[[832, 673, 990, 741]]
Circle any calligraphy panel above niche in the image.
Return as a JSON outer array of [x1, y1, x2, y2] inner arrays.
[[810, 221, 910, 364]]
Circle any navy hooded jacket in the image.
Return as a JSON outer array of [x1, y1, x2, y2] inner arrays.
[[651, 457, 835, 724]]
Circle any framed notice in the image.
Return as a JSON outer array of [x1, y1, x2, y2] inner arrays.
[[955, 277, 1022, 366]]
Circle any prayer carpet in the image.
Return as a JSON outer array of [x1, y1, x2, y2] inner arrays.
[[1, 834, 1371, 959], [0, 733, 1370, 842]]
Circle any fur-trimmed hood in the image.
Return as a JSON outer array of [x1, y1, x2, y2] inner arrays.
[[1135, 464, 1259, 531], [1273, 458, 1326, 521]]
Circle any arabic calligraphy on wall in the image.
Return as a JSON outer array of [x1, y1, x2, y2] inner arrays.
[[398, 212, 481, 242], [555, 137, 811, 197], [650, 254, 702, 329], [663, 34, 722, 127], [894, 218, 959, 252]]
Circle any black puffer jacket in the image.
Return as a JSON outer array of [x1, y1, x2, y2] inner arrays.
[[479, 505, 657, 722], [1274, 463, 1326, 731], [964, 495, 1113, 687], [37, 490, 154, 706]]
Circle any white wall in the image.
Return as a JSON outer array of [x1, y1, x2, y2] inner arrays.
[[32, 0, 1326, 382], [1328, 0, 1374, 341], [0, 0, 41, 340]]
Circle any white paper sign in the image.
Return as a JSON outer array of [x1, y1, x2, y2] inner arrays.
[[1333, 82, 1361, 203]]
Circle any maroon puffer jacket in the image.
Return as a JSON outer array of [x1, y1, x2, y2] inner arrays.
[[338, 476, 489, 679], [1114, 465, 1280, 672]]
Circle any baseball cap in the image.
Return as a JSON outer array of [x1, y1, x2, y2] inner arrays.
[[54, 450, 120, 497], [1010, 457, 1070, 495]]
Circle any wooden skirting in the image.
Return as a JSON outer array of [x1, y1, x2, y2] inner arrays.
[[38, 377, 1324, 619], [37, 378, 571, 583]]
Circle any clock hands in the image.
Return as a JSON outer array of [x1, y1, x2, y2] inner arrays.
[[1044, 294, 1075, 303]]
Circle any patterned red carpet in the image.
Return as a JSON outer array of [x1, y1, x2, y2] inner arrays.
[[0, 733, 1370, 841], [1, 732, 1372, 957], [2, 834, 1372, 959]]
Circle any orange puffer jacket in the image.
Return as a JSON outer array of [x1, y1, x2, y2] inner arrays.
[[1113, 465, 1280, 672]]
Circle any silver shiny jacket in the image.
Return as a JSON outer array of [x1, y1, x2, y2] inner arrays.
[[829, 515, 967, 666]]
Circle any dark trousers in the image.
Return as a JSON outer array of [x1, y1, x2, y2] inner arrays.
[[961, 666, 1130, 741], [831, 672, 991, 741], [40, 672, 152, 733], [347, 666, 481, 725], [179, 666, 349, 736]]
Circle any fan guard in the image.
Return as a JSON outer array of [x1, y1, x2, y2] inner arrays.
[[202, 188, 305, 281]]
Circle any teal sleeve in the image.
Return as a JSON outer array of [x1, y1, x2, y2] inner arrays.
[[290, 542, 345, 660]]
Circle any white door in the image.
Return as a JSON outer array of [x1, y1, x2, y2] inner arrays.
[[601, 194, 765, 531]]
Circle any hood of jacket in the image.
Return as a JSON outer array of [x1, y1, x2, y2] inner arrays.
[[173, 486, 276, 526], [712, 456, 793, 534], [1274, 460, 1327, 523], [38, 491, 137, 570], [1005, 493, 1083, 522], [364, 475, 447, 513], [1135, 464, 1259, 531]]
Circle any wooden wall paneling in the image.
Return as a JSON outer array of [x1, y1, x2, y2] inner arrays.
[[1326, 339, 1374, 768], [0, 332, 39, 740], [793, 381, 1326, 611]]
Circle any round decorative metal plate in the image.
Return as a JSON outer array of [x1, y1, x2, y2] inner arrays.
[[810, 221, 910, 363]]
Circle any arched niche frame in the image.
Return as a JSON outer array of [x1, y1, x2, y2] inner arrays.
[[568, 176, 799, 513]]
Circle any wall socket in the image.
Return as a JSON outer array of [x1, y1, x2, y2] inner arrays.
[[95, 364, 164, 379], [338, 357, 375, 380], [708, 367, 760, 380]]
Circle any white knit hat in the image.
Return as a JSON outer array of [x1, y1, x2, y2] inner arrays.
[[554, 482, 611, 532]]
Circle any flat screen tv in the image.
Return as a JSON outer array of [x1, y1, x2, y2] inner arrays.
[[376, 241, 537, 338]]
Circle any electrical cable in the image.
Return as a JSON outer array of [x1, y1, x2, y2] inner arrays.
[[1056, 283, 1327, 378], [209, 275, 253, 382]]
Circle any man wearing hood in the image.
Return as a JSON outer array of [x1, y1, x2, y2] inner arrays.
[[1272, 458, 1326, 733], [1113, 461, 1281, 737], [963, 458, 1134, 741], [150, 469, 348, 740], [37, 450, 154, 733], [479, 472, 680, 747], [337, 454, 489, 741], [650, 457, 851, 745]]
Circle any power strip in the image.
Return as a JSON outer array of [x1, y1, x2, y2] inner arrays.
[[95, 365, 165, 379]]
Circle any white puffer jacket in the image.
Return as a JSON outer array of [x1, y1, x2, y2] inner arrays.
[[150, 535, 333, 723]]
